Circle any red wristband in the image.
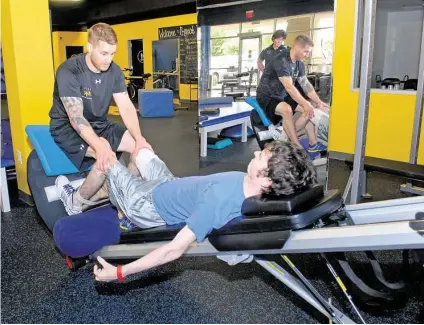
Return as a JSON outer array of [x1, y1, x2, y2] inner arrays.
[[117, 265, 126, 282]]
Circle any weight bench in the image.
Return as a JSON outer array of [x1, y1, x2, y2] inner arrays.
[[61, 181, 424, 324], [23, 123, 424, 323], [25, 125, 93, 231], [344, 155, 424, 202]]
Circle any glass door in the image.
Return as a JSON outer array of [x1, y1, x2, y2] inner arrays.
[[240, 37, 260, 86]]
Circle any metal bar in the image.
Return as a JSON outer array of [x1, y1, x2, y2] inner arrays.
[[197, 0, 263, 10], [255, 259, 332, 321], [320, 254, 366, 324], [409, 16, 424, 164], [199, 25, 211, 98], [92, 219, 424, 260], [281, 255, 356, 324], [350, 0, 376, 205], [343, 171, 353, 203]]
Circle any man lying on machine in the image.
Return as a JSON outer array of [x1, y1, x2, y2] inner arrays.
[[49, 22, 153, 216], [53, 141, 317, 282], [256, 34, 330, 153]]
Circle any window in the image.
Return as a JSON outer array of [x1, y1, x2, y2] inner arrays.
[[261, 34, 273, 50], [242, 19, 275, 34], [276, 18, 288, 32], [353, 0, 424, 89], [210, 23, 239, 38]]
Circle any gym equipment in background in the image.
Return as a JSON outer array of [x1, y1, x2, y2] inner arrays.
[[138, 89, 174, 118], [122, 68, 151, 101], [346, 0, 424, 204]]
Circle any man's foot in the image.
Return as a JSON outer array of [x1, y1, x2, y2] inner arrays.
[[308, 142, 327, 153], [119, 215, 136, 232], [55, 176, 82, 215]]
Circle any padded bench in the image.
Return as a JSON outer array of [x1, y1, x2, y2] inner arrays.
[[26, 125, 93, 231], [26, 125, 92, 176], [120, 185, 343, 251]]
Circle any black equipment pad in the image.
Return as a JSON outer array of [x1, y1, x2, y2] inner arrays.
[[242, 185, 324, 216], [120, 190, 342, 250]]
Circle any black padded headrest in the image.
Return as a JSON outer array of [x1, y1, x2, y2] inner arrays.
[[242, 184, 324, 217]]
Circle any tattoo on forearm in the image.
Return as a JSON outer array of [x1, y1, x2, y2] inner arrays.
[[60, 97, 90, 134], [298, 76, 315, 94]]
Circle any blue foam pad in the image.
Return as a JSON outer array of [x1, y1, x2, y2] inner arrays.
[[25, 125, 89, 176], [1, 158, 14, 168], [138, 89, 174, 117], [245, 97, 271, 127], [199, 96, 233, 107], [207, 138, 233, 150], [220, 125, 254, 139]]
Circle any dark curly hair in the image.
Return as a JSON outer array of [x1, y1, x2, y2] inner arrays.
[[260, 141, 317, 196]]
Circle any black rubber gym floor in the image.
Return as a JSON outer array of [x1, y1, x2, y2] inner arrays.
[[2, 107, 424, 323]]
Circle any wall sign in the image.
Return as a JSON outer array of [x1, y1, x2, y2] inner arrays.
[[158, 24, 197, 84]]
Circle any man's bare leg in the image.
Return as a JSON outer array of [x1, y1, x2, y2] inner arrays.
[[73, 159, 108, 211], [294, 107, 318, 145], [76, 131, 138, 206], [117, 131, 140, 177], [275, 102, 302, 147]]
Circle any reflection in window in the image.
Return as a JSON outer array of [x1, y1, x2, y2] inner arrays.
[[210, 24, 240, 38], [353, 0, 423, 89], [261, 34, 273, 50], [242, 19, 275, 34]]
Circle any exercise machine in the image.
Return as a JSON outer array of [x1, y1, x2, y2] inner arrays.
[[344, 0, 424, 205], [24, 121, 424, 324], [122, 68, 151, 102]]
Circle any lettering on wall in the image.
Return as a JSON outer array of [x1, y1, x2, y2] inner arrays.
[[158, 24, 197, 84]]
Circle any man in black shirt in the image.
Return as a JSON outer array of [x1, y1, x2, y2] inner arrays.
[[49, 23, 153, 215], [256, 35, 329, 152], [257, 30, 288, 72]]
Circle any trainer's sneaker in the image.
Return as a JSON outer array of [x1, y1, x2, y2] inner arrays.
[[119, 215, 136, 232], [55, 175, 82, 215], [308, 142, 327, 153]]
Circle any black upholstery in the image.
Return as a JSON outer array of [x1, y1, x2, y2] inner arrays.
[[345, 155, 424, 180], [120, 189, 343, 248], [242, 184, 324, 216]]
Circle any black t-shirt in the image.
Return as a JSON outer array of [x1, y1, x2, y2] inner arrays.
[[259, 44, 289, 66], [257, 49, 305, 108], [49, 53, 127, 131]]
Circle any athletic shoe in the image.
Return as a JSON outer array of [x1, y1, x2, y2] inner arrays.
[[308, 142, 327, 153], [119, 215, 136, 232], [55, 175, 82, 215]]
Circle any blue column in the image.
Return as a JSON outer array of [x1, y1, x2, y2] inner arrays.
[[200, 25, 211, 98]]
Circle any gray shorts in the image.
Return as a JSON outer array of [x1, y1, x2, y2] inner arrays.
[[106, 152, 178, 229]]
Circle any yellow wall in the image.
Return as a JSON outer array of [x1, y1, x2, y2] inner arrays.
[[112, 13, 198, 101], [330, 0, 424, 165], [2, 0, 55, 194], [51, 14, 199, 101], [52, 31, 87, 71]]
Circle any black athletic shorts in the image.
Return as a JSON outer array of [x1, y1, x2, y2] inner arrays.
[[50, 119, 126, 170], [260, 96, 300, 125]]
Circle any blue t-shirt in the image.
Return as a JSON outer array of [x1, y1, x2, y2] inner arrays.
[[152, 171, 246, 242]]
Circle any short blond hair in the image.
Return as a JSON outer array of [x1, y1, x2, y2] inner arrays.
[[88, 23, 118, 45], [294, 34, 314, 47]]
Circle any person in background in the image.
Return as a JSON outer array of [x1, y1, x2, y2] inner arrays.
[[257, 29, 288, 72]]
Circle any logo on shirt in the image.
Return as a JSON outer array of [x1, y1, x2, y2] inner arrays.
[[95, 79, 101, 84], [82, 87, 92, 99]]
